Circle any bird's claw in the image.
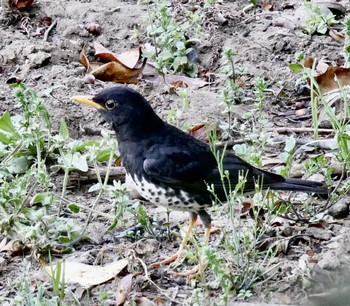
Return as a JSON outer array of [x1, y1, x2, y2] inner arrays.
[[168, 265, 200, 280], [149, 251, 181, 269]]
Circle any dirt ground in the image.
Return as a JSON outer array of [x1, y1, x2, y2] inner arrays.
[[1, 0, 350, 305]]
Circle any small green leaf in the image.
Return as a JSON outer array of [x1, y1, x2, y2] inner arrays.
[[7, 156, 31, 174], [61, 247, 74, 254], [96, 149, 112, 162], [88, 183, 102, 193], [284, 136, 296, 152], [279, 152, 290, 162], [289, 63, 303, 73], [74, 140, 101, 152], [0, 112, 17, 134], [158, 50, 173, 61], [59, 118, 69, 141], [68, 203, 80, 213], [31, 193, 45, 204], [58, 236, 71, 244], [0, 131, 11, 144], [108, 219, 118, 230], [64, 152, 88, 172]]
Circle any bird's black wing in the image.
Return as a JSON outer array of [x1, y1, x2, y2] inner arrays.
[[143, 144, 216, 192], [143, 141, 285, 196]]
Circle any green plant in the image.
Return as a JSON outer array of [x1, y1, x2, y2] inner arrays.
[[136, 0, 206, 76], [344, 16, 350, 68], [166, 87, 191, 128], [303, 0, 338, 35], [190, 136, 281, 304], [274, 135, 297, 176], [0, 84, 131, 253], [129, 202, 168, 240], [220, 48, 245, 139]]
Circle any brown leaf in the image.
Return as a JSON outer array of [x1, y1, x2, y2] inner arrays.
[[170, 80, 188, 89], [304, 56, 314, 69], [94, 41, 119, 62], [262, 1, 273, 10], [117, 47, 143, 69], [8, 0, 33, 9], [328, 29, 345, 44], [153, 296, 163, 306], [94, 43, 143, 68], [0, 240, 24, 256], [188, 124, 208, 142], [80, 48, 91, 72], [314, 67, 350, 94], [91, 59, 146, 84], [135, 297, 157, 306], [142, 64, 208, 89], [89, 61, 103, 71], [116, 274, 133, 306]]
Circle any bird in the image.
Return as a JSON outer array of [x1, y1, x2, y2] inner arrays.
[[71, 86, 328, 276]]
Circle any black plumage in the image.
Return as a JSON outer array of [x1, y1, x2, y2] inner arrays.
[[71, 86, 328, 273]]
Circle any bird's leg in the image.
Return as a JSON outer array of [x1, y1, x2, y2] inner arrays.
[[170, 210, 211, 278], [149, 212, 198, 268]]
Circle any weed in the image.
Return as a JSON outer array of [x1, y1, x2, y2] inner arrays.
[[303, 0, 338, 35], [0, 84, 131, 303], [166, 87, 191, 128], [135, 0, 209, 76], [220, 48, 245, 139], [129, 202, 168, 240], [189, 135, 281, 303], [344, 16, 350, 67]]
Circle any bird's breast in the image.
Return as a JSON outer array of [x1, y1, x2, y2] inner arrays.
[[125, 173, 208, 212]]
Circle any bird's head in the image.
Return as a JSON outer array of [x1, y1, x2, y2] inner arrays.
[[71, 86, 163, 136]]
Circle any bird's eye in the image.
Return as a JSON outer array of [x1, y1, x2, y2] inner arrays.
[[105, 100, 116, 110]]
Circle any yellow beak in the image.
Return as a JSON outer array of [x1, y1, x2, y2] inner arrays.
[[70, 95, 104, 109]]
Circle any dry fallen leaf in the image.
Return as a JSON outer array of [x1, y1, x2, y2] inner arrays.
[[115, 274, 133, 305], [135, 297, 157, 306], [94, 41, 119, 62], [79, 49, 91, 72], [44, 259, 128, 288], [91, 61, 146, 84], [262, 1, 273, 10], [188, 124, 208, 142], [8, 0, 33, 9], [94, 42, 142, 69], [80, 44, 146, 84], [116, 47, 143, 70], [142, 63, 208, 89], [315, 67, 350, 94], [0, 239, 24, 255], [0, 237, 7, 251]]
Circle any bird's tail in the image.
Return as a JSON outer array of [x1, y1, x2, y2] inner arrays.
[[269, 178, 329, 194]]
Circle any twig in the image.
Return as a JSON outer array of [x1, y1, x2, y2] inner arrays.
[[215, 138, 248, 147], [43, 19, 57, 41], [270, 127, 334, 134], [272, 135, 337, 150], [135, 256, 181, 304], [69, 166, 126, 183]]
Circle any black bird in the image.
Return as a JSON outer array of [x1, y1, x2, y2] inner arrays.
[[71, 86, 328, 276]]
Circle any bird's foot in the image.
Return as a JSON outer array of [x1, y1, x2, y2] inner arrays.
[[149, 251, 181, 269], [168, 265, 200, 279], [209, 226, 220, 235]]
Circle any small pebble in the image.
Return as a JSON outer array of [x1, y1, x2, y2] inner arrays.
[[295, 108, 307, 116], [85, 22, 101, 35], [328, 202, 349, 219], [295, 101, 306, 110], [82, 74, 95, 84]]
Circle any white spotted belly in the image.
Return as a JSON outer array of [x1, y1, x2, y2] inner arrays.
[[125, 173, 202, 211]]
